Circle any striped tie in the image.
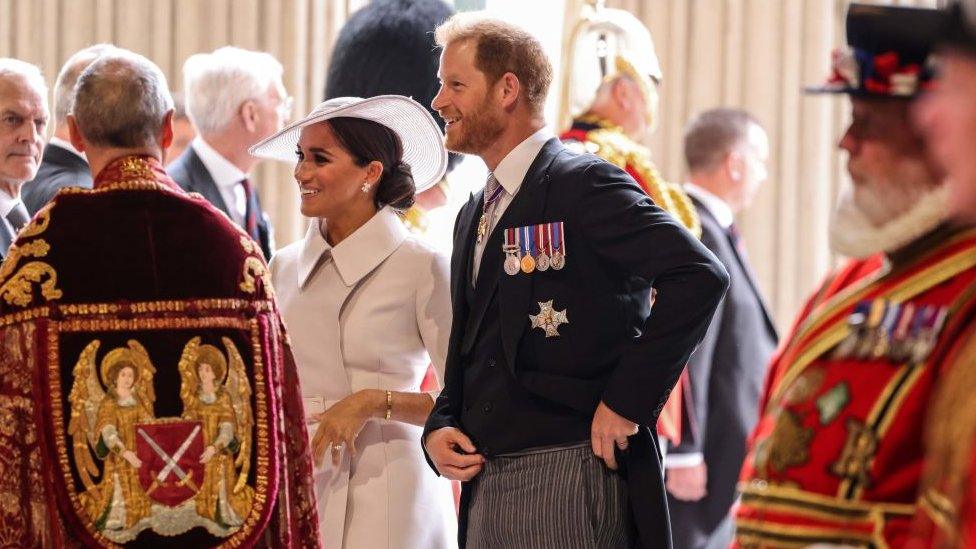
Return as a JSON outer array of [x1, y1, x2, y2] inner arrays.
[[477, 173, 504, 243]]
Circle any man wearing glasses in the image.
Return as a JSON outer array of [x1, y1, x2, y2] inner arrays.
[[168, 46, 291, 260]]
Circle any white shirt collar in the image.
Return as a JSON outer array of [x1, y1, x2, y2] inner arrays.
[[297, 206, 408, 287], [47, 136, 86, 161], [192, 137, 247, 190], [684, 182, 735, 229], [492, 127, 554, 195], [0, 186, 19, 218]]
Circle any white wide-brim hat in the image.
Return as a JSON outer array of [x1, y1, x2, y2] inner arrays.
[[249, 95, 447, 193]]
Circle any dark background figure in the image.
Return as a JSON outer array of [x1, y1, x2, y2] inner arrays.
[[325, 0, 459, 235], [667, 108, 778, 549], [22, 44, 113, 215]]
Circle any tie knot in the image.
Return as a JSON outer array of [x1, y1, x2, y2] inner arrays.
[[484, 173, 504, 208], [6, 202, 29, 232]]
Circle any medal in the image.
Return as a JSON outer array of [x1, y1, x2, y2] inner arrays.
[[550, 221, 565, 270], [520, 226, 535, 273], [478, 175, 505, 243], [529, 299, 569, 337], [536, 224, 550, 271], [833, 301, 869, 359], [503, 228, 520, 276], [477, 214, 489, 243], [888, 302, 916, 362], [870, 302, 900, 360]]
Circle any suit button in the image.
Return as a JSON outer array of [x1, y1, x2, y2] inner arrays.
[[483, 402, 492, 413], [487, 358, 496, 368]]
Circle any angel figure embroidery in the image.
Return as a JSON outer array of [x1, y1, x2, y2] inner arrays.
[[178, 336, 255, 528], [70, 340, 157, 532]]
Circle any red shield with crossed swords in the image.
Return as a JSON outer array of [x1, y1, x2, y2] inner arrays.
[[134, 420, 206, 506]]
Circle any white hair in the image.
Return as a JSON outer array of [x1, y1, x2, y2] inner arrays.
[[0, 58, 48, 98], [53, 44, 118, 128], [182, 46, 284, 134]]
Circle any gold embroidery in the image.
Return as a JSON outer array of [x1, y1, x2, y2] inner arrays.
[[0, 298, 271, 328], [52, 319, 270, 545], [120, 157, 155, 179], [240, 256, 274, 298], [239, 235, 255, 255], [754, 409, 814, 477], [0, 239, 51, 282], [831, 418, 879, 487], [17, 204, 51, 239], [0, 261, 63, 307]]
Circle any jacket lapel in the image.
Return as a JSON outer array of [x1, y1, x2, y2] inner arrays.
[[462, 139, 564, 372], [186, 149, 230, 215]]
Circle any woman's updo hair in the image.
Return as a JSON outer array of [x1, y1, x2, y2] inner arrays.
[[326, 116, 416, 210]]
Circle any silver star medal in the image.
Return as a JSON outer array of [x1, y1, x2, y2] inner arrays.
[[530, 300, 568, 337]]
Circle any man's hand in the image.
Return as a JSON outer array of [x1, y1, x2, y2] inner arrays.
[[425, 427, 485, 481], [591, 401, 638, 470], [666, 463, 707, 501]]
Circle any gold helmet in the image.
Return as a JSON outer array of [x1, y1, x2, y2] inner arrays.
[[559, 1, 662, 131]]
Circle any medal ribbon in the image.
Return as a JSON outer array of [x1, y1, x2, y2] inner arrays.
[[553, 222, 564, 254], [521, 226, 534, 258]]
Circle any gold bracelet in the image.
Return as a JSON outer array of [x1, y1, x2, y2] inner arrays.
[[385, 390, 393, 420]]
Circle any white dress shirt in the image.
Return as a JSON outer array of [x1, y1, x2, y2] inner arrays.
[[191, 137, 248, 227], [471, 126, 554, 283], [683, 182, 734, 230], [0, 186, 22, 237]]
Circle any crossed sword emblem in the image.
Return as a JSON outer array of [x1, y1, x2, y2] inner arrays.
[[137, 425, 202, 495]]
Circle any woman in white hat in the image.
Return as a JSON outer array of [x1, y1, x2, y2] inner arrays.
[[251, 95, 456, 548]]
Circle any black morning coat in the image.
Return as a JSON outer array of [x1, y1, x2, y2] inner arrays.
[[422, 138, 730, 549]]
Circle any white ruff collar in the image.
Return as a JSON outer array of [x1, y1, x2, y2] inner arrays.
[[829, 185, 950, 259]]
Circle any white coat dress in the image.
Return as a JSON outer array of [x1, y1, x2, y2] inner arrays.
[[270, 206, 457, 549]]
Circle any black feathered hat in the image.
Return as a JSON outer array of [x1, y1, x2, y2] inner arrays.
[[325, 0, 460, 171], [807, 3, 942, 98]]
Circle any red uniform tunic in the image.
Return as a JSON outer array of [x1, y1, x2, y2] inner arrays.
[[735, 227, 976, 548]]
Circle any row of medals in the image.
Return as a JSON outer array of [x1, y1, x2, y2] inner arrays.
[[503, 243, 564, 275]]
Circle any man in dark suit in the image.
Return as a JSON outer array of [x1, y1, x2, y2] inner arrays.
[[666, 109, 779, 549], [22, 45, 114, 215], [168, 47, 291, 259], [0, 58, 48, 261], [422, 13, 729, 548]]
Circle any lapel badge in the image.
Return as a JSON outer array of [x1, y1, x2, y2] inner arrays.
[[530, 300, 568, 337]]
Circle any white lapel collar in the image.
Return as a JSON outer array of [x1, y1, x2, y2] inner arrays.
[[329, 207, 408, 287]]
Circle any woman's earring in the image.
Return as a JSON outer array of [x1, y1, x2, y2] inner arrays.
[[361, 181, 371, 193]]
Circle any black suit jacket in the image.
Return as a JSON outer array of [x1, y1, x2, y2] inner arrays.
[[423, 139, 730, 548], [167, 147, 273, 259], [22, 143, 92, 215], [668, 197, 779, 549]]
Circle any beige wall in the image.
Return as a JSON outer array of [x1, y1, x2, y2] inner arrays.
[[608, 0, 940, 329], [0, 0, 945, 329]]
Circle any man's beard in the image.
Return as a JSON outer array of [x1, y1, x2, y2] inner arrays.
[[829, 176, 949, 258], [444, 98, 506, 155]]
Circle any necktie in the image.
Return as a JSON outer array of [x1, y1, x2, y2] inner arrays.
[[477, 173, 504, 243], [239, 178, 259, 240], [6, 202, 29, 233]]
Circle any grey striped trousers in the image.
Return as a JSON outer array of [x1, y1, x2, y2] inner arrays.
[[466, 442, 634, 548]]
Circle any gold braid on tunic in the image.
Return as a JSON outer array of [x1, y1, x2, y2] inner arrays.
[[575, 115, 701, 239]]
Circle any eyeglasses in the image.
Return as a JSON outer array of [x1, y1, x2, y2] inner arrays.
[[277, 96, 294, 120]]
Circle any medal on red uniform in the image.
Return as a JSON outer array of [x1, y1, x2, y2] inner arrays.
[[833, 299, 950, 364], [503, 228, 520, 276], [550, 221, 565, 270], [520, 225, 536, 273], [536, 224, 550, 271]]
